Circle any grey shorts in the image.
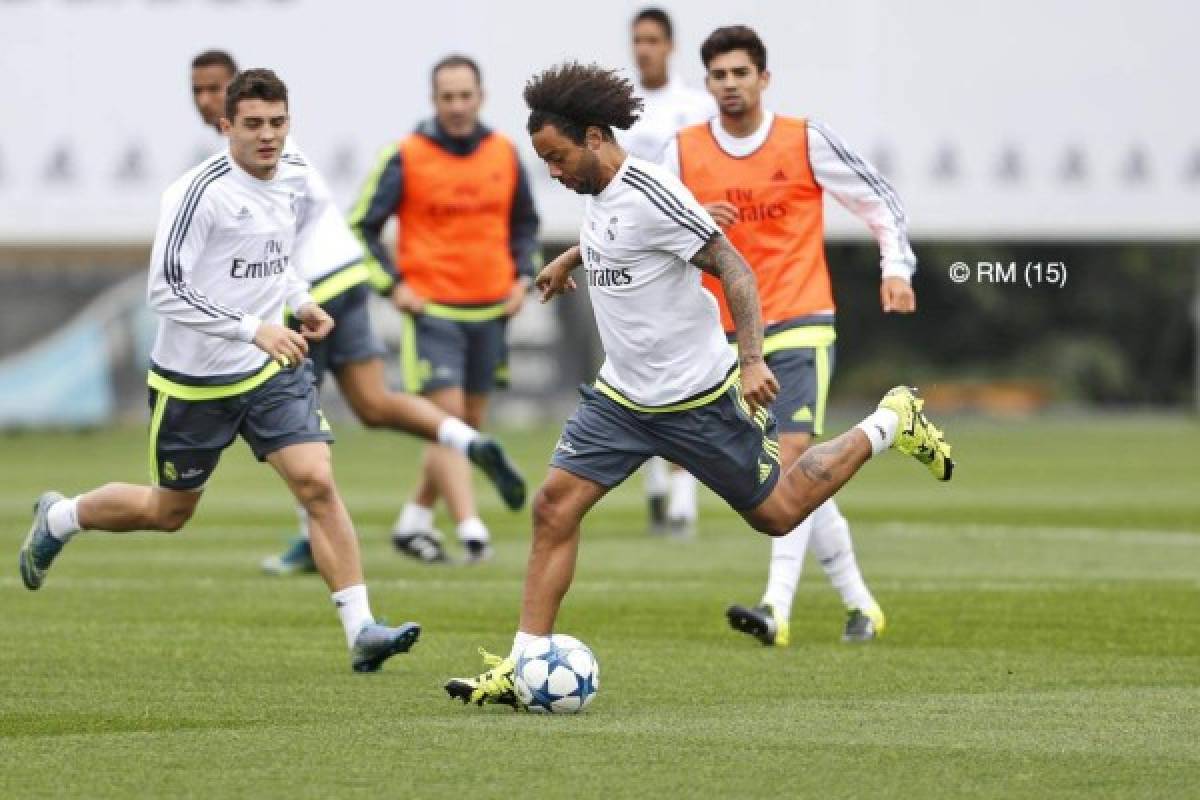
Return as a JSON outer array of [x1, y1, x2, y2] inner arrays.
[[147, 361, 334, 491], [731, 321, 836, 436], [768, 344, 836, 435], [401, 312, 509, 395], [549, 381, 781, 512], [294, 282, 386, 387]]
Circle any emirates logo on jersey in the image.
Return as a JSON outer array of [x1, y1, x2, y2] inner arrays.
[[584, 245, 632, 287], [724, 187, 787, 224]]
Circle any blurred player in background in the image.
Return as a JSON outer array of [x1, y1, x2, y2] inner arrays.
[[20, 70, 422, 672], [351, 55, 540, 565], [189, 51, 527, 574], [618, 8, 717, 536], [445, 62, 952, 708], [661, 26, 918, 644]]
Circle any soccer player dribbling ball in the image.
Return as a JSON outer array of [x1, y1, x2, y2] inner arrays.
[[444, 62, 954, 708], [18, 69, 420, 673]]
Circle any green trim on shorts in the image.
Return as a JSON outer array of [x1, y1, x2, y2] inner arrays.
[[732, 380, 780, 464], [147, 390, 169, 485], [734, 324, 836, 437], [762, 324, 836, 355], [813, 343, 831, 436], [595, 367, 740, 414], [147, 361, 281, 401], [423, 301, 508, 322], [400, 313, 422, 393]]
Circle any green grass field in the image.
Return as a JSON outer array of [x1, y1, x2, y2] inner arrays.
[[2, 416, 1199, 798]]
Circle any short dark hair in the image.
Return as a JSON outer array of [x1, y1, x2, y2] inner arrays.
[[191, 49, 238, 75], [633, 8, 673, 41], [431, 54, 482, 91], [223, 68, 288, 122], [700, 25, 767, 72], [524, 62, 643, 145]]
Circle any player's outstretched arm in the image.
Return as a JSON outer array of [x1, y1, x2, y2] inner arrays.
[[689, 235, 778, 411], [535, 245, 581, 303]]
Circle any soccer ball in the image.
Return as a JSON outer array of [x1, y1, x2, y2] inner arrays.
[[513, 634, 599, 714]]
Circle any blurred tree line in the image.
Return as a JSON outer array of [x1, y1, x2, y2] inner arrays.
[[828, 242, 1198, 406]]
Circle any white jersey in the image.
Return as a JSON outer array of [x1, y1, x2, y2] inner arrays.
[[660, 112, 916, 280], [146, 151, 321, 379], [281, 137, 364, 283], [617, 78, 716, 163], [581, 156, 735, 408]]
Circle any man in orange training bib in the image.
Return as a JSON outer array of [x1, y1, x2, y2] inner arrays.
[[663, 26, 919, 645], [351, 55, 541, 565]]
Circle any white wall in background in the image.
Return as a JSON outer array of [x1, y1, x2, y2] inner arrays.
[[1, 0, 1197, 241]]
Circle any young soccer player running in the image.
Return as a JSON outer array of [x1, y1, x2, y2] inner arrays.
[[444, 63, 954, 706], [189, 51, 527, 575], [19, 69, 420, 673], [661, 26, 918, 644], [617, 7, 717, 537]]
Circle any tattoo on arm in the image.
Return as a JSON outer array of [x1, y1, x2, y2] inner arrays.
[[690, 234, 764, 365]]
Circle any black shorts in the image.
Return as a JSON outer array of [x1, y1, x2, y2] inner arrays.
[[549, 378, 781, 512], [401, 309, 509, 395], [147, 361, 333, 491]]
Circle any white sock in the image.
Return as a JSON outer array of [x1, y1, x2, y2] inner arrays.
[[436, 417, 479, 454], [457, 516, 489, 544], [810, 499, 875, 611], [855, 409, 899, 456], [394, 502, 434, 535], [295, 504, 310, 541], [510, 630, 537, 660], [644, 456, 669, 497], [332, 584, 374, 648], [666, 470, 698, 522], [47, 497, 82, 542], [760, 515, 813, 620]]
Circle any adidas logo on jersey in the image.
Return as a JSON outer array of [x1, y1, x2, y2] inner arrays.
[[235, 206, 252, 220], [771, 169, 788, 182]]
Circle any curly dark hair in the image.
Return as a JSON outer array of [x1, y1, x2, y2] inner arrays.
[[524, 62, 643, 144], [224, 68, 288, 122]]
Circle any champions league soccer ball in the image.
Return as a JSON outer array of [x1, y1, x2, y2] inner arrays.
[[513, 634, 599, 714]]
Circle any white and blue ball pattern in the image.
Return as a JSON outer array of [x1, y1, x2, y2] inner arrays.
[[514, 634, 599, 714]]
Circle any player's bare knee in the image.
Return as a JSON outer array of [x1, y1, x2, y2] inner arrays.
[[347, 387, 390, 429], [745, 500, 797, 538], [531, 487, 558, 531], [754, 511, 793, 538], [291, 461, 336, 507], [151, 500, 195, 532], [531, 485, 573, 542], [354, 400, 389, 429]]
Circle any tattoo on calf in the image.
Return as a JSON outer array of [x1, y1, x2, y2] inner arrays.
[[795, 437, 853, 484]]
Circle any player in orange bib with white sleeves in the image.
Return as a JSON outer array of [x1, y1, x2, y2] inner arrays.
[[661, 26, 921, 645]]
